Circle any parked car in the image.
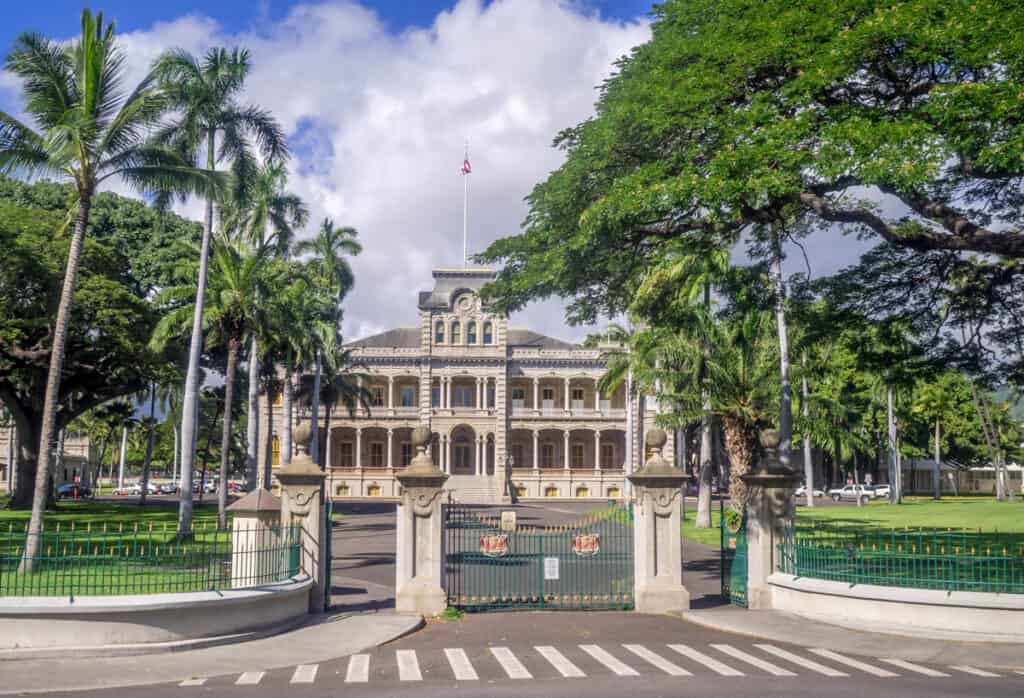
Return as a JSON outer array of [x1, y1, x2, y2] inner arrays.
[[828, 484, 874, 505], [159, 483, 177, 495], [55, 483, 92, 500], [870, 483, 891, 498], [794, 485, 826, 499], [228, 482, 246, 493]]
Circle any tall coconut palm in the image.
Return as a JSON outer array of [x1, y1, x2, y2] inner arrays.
[[153, 238, 275, 527], [151, 46, 287, 534], [0, 10, 211, 567]]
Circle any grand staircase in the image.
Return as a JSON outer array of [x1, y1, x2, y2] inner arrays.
[[445, 475, 501, 504]]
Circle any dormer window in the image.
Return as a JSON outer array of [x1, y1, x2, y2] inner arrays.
[[435, 321, 445, 344], [483, 321, 493, 344], [467, 321, 477, 345], [451, 321, 461, 344]]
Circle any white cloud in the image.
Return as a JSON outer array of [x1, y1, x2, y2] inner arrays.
[[22, 0, 648, 342]]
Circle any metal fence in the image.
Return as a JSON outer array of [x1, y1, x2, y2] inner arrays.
[[778, 521, 1024, 594], [0, 521, 301, 597]]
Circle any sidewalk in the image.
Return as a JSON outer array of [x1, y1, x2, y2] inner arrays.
[[0, 608, 422, 695]]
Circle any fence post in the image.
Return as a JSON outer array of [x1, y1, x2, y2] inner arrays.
[[276, 421, 328, 613], [628, 428, 691, 613], [741, 429, 799, 610], [395, 426, 449, 616], [227, 489, 282, 589]]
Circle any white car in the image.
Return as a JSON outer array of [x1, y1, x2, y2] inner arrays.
[[870, 484, 891, 498], [794, 485, 826, 498], [828, 485, 874, 504]]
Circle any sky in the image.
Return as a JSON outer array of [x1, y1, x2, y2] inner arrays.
[[0, 0, 867, 344]]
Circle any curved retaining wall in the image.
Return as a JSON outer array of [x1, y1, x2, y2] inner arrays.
[[0, 575, 312, 650], [769, 572, 1024, 643]]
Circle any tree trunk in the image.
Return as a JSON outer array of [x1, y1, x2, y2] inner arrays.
[[197, 400, 221, 508], [853, 451, 862, 507], [310, 350, 321, 464], [22, 198, 91, 572], [262, 385, 273, 491], [886, 385, 897, 504], [6, 424, 14, 494], [141, 385, 157, 506], [282, 366, 294, 465], [117, 425, 128, 492], [695, 401, 713, 528], [933, 418, 942, 500], [172, 424, 179, 491], [722, 416, 757, 508], [246, 335, 260, 491], [801, 351, 814, 507], [770, 230, 793, 470], [323, 400, 333, 470], [218, 339, 239, 529]]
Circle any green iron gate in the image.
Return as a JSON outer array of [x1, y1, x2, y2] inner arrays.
[[720, 499, 748, 607], [443, 503, 634, 611]]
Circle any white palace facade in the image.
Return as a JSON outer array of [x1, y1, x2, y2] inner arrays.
[[261, 267, 669, 503]]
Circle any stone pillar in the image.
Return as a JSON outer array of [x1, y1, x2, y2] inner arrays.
[[388, 376, 394, 410], [594, 430, 601, 471], [445, 376, 452, 410], [594, 378, 601, 413], [440, 435, 448, 473], [563, 430, 570, 470], [476, 377, 483, 409], [742, 429, 799, 610], [387, 428, 394, 469], [628, 429, 690, 614], [564, 377, 571, 414], [533, 377, 540, 414], [532, 430, 539, 471], [228, 489, 282, 589], [355, 427, 362, 468], [445, 434, 452, 473], [395, 426, 449, 616], [276, 422, 328, 613]]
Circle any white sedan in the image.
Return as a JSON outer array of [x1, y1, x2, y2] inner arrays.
[[794, 485, 826, 498]]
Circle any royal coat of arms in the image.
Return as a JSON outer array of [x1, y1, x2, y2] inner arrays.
[[479, 533, 509, 558], [572, 532, 601, 557]]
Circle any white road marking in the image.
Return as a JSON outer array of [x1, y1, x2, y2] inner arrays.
[[235, 672, 264, 685], [881, 658, 950, 677], [710, 644, 796, 677], [290, 664, 318, 684], [490, 646, 533, 679], [345, 654, 370, 683], [536, 645, 586, 678], [808, 649, 899, 677], [579, 645, 640, 677], [622, 644, 692, 676], [950, 665, 1001, 678], [396, 649, 422, 681], [667, 644, 744, 676], [754, 644, 848, 677], [178, 678, 207, 686], [444, 648, 479, 680]]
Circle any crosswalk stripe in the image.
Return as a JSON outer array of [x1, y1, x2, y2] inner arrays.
[[881, 658, 950, 677], [710, 644, 796, 677], [950, 665, 1001, 678], [808, 649, 899, 677], [536, 646, 586, 678], [754, 644, 848, 677], [178, 678, 207, 686], [396, 649, 422, 681], [346, 654, 370, 683], [444, 648, 479, 680], [623, 644, 691, 676], [290, 664, 318, 684], [667, 644, 744, 676], [490, 646, 533, 679], [235, 672, 264, 685], [580, 645, 640, 677]]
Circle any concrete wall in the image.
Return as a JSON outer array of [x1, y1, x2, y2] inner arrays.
[[0, 576, 312, 650], [769, 573, 1024, 643]]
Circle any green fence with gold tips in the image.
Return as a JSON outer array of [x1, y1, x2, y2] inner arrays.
[[0, 520, 301, 597], [443, 503, 634, 612], [777, 520, 1024, 594]]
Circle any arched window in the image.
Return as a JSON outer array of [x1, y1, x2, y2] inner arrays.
[[467, 321, 477, 344], [483, 321, 493, 344], [451, 321, 461, 344], [435, 321, 445, 344]]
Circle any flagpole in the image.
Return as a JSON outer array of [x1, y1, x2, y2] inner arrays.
[[462, 142, 469, 267]]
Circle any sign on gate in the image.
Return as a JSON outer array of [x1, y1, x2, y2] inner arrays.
[[500, 511, 517, 532], [543, 557, 560, 580], [479, 533, 509, 558]]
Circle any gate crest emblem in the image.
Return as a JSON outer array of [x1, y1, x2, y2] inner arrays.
[[479, 533, 509, 558], [572, 532, 601, 557]]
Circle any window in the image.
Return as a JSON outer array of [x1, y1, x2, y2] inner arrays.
[[487, 385, 495, 408], [335, 484, 350, 497], [401, 386, 416, 407], [400, 442, 413, 466], [541, 443, 555, 468], [451, 321, 461, 344], [571, 388, 585, 410], [432, 386, 441, 407], [273, 391, 283, 407], [510, 444, 524, 468], [544, 485, 559, 497], [542, 387, 554, 401], [371, 386, 385, 407], [483, 321, 493, 344], [467, 321, 477, 344], [367, 484, 381, 497], [515, 485, 528, 498], [600, 443, 615, 469], [339, 442, 354, 467], [511, 387, 525, 409], [453, 384, 475, 407], [435, 321, 445, 344], [272, 436, 281, 466], [576, 486, 590, 498], [607, 486, 621, 498], [571, 442, 584, 468], [369, 442, 384, 467]]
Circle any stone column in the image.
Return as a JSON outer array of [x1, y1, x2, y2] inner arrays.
[[387, 428, 394, 469], [564, 378, 571, 414], [445, 433, 452, 472], [594, 378, 601, 413], [355, 427, 362, 468], [476, 437, 483, 476], [563, 430, 570, 470], [388, 376, 394, 410], [532, 430, 539, 471], [395, 426, 449, 616], [594, 430, 601, 471], [742, 429, 800, 610], [445, 377, 452, 410], [628, 429, 690, 614], [227, 489, 281, 589], [440, 435, 448, 474], [476, 377, 482, 409], [276, 422, 328, 613], [533, 377, 540, 414]]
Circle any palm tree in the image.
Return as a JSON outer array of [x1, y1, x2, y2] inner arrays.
[[0, 11, 210, 567], [153, 238, 275, 527], [151, 46, 287, 534]]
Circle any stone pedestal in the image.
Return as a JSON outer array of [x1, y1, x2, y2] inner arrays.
[[395, 426, 449, 616], [741, 429, 800, 610], [276, 422, 328, 613], [227, 489, 282, 589], [628, 429, 690, 614]]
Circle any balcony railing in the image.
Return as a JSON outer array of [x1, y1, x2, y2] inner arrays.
[[509, 407, 627, 419]]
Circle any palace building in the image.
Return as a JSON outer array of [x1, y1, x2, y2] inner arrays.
[[260, 267, 670, 503]]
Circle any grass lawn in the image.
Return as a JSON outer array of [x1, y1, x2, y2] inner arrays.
[[682, 505, 724, 548], [0, 500, 223, 530]]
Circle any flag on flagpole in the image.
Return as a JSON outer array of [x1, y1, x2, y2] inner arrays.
[[461, 155, 472, 175]]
